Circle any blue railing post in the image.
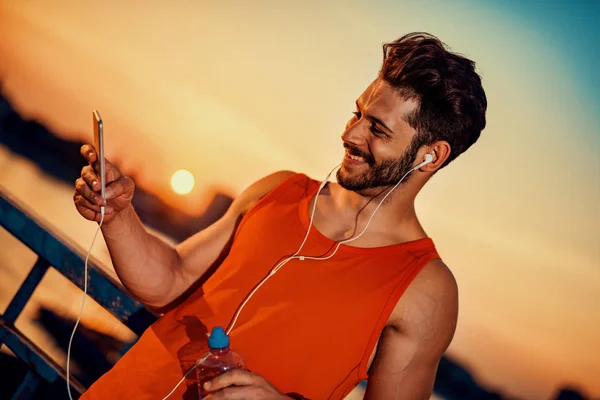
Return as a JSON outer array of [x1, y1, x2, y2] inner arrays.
[[2, 257, 50, 326], [11, 370, 43, 400], [0, 187, 157, 399]]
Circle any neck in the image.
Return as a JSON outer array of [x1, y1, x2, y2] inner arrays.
[[309, 179, 428, 246], [327, 180, 423, 238]]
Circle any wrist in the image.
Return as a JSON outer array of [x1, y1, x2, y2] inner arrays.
[[101, 204, 134, 232]]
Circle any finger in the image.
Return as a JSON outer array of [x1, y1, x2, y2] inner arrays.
[[75, 178, 104, 206], [92, 155, 123, 185], [73, 191, 103, 212], [74, 194, 113, 222], [74, 193, 98, 221], [81, 143, 122, 184], [205, 369, 260, 392], [80, 144, 97, 164], [74, 192, 113, 214], [105, 175, 134, 200], [81, 165, 102, 192], [103, 159, 124, 185]]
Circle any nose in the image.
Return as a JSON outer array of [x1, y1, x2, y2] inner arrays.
[[341, 118, 368, 146]]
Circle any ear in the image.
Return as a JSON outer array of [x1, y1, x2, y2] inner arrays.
[[419, 141, 451, 172]]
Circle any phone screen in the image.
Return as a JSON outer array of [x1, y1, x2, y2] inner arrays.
[[93, 110, 106, 203]]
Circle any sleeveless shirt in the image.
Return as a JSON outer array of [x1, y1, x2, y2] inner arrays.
[[82, 173, 440, 400]]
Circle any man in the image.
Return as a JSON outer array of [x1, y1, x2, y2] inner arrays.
[[74, 32, 487, 399]]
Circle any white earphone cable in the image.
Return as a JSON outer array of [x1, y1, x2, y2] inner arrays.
[[67, 206, 105, 400], [159, 165, 339, 400], [227, 158, 426, 330], [294, 163, 418, 262], [224, 164, 338, 335], [160, 154, 432, 399]]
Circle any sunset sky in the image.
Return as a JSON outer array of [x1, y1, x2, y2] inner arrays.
[[0, 1, 598, 399]]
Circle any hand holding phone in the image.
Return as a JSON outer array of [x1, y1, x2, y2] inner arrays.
[[74, 112, 136, 223]]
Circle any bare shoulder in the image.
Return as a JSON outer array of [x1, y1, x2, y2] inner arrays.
[[404, 258, 458, 312], [388, 258, 458, 347], [231, 170, 297, 215]]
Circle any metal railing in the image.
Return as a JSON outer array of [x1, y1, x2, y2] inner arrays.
[[0, 187, 157, 399]]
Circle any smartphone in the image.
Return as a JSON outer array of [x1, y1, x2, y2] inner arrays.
[[93, 110, 106, 204]]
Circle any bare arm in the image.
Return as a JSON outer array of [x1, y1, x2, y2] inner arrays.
[[364, 259, 459, 400], [97, 182, 248, 309], [75, 144, 294, 308], [99, 203, 180, 308]]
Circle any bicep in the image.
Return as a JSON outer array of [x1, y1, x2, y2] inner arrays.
[[175, 207, 243, 284], [364, 328, 441, 400]]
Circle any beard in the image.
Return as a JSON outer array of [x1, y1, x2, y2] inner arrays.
[[336, 139, 422, 193]]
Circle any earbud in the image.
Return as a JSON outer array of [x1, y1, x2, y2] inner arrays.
[[412, 153, 434, 170]]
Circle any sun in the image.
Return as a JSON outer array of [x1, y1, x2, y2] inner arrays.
[[170, 169, 195, 195]]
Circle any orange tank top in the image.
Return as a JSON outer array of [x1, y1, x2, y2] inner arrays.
[[82, 173, 440, 400]]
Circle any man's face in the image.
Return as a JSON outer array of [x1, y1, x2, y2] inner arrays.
[[337, 79, 423, 194]]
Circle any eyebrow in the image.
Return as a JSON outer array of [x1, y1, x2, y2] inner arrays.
[[355, 100, 394, 135]]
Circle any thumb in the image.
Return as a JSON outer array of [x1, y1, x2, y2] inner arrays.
[[105, 175, 134, 200]]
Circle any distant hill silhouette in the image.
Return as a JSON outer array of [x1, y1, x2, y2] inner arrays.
[[0, 94, 232, 243]]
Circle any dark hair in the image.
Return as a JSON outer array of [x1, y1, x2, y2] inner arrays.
[[380, 32, 487, 168]]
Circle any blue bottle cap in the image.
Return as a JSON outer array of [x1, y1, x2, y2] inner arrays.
[[208, 326, 229, 349]]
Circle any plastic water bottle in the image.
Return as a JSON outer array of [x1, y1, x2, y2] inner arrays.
[[196, 326, 245, 399]]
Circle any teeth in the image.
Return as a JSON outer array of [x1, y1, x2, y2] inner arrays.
[[349, 154, 365, 162]]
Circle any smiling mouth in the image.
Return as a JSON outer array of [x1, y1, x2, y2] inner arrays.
[[345, 150, 366, 162], [344, 145, 374, 164]]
